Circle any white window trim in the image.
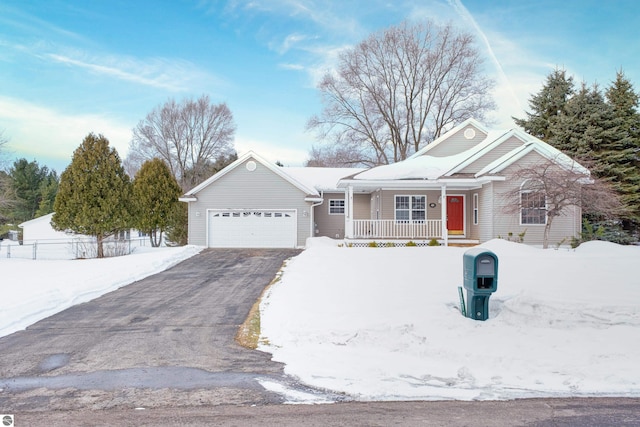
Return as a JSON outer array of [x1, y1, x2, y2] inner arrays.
[[394, 195, 426, 223], [328, 199, 345, 215], [520, 180, 547, 225], [473, 193, 479, 225]]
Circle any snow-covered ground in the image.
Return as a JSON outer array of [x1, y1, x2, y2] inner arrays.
[[0, 245, 201, 338], [2, 239, 639, 402], [259, 238, 640, 401]]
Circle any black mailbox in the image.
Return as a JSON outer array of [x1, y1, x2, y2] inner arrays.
[[462, 248, 498, 320]]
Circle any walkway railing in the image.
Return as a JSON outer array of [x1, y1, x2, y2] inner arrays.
[[352, 219, 442, 239]]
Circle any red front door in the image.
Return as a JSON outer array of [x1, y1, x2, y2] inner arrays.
[[447, 196, 464, 235]]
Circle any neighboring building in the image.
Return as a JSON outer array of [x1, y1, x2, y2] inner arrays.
[[18, 213, 73, 242], [181, 118, 589, 248]]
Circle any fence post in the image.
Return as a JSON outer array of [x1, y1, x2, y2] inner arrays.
[[7, 244, 10, 258], [33, 242, 37, 260]]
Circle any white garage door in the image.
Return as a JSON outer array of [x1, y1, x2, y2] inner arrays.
[[208, 209, 297, 248]]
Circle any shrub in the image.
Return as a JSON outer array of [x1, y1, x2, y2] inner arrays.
[[405, 240, 417, 247]]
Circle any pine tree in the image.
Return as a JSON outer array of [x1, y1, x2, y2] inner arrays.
[[7, 159, 50, 222], [132, 158, 182, 247], [53, 133, 132, 258], [550, 83, 612, 160], [604, 71, 640, 229], [35, 170, 59, 217], [514, 68, 574, 141]]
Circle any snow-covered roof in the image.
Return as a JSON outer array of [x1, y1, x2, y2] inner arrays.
[[19, 212, 54, 228], [346, 119, 589, 182], [284, 167, 365, 192]]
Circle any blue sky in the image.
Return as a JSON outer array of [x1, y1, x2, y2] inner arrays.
[[1, 0, 639, 173]]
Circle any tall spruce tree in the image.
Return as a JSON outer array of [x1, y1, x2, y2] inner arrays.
[[549, 82, 612, 160], [132, 158, 182, 247], [514, 68, 574, 141], [53, 133, 132, 258], [604, 71, 640, 228]]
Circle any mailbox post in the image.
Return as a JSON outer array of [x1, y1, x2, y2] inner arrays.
[[463, 248, 498, 321]]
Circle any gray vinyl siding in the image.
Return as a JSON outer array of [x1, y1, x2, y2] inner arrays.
[[490, 152, 581, 246], [186, 158, 312, 247], [426, 126, 487, 157], [478, 183, 495, 243], [314, 192, 346, 239], [353, 194, 370, 220], [378, 190, 443, 220], [458, 137, 524, 174]]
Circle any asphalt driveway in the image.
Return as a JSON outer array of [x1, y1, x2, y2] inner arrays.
[[0, 248, 309, 411]]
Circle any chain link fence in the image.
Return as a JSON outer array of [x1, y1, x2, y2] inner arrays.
[[0, 236, 149, 260]]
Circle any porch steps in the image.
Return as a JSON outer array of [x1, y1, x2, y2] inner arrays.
[[447, 241, 480, 247]]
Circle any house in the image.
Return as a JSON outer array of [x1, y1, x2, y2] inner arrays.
[[19, 213, 72, 242], [181, 118, 588, 248]]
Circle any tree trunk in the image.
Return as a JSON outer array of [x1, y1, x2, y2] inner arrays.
[[150, 229, 162, 247], [96, 234, 104, 258], [543, 218, 553, 249]]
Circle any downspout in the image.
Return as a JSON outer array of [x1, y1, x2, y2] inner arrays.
[[309, 191, 324, 242]]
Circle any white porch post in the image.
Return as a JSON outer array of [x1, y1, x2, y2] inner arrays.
[[441, 184, 448, 246], [345, 185, 354, 239]]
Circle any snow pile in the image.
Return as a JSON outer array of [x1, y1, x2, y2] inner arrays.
[[259, 238, 640, 401], [0, 245, 201, 338]]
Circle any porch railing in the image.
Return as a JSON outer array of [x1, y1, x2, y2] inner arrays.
[[352, 219, 442, 239]]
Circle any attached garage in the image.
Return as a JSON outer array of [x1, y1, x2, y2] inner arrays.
[[208, 209, 297, 248]]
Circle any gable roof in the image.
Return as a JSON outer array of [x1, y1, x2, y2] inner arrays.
[[19, 212, 54, 228], [408, 118, 489, 159], [181, 151, 364, 201], [344, 119, 589, 183]]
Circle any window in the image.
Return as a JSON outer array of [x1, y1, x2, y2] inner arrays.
[[521, 181, 546, 225], [395, 195, 426, 222], [473, 194, 479, 225], [329, 199, 345, 215]]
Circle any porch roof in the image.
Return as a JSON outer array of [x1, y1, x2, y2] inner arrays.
[[337, 175, 504, 192]]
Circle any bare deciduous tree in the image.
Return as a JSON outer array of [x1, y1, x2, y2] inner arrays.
[[501, 158, 625, 248], [0, 130, 15, 215], [305, 143, 367, 167], [127, 95, 236, 191], [307, 20, 495, 166]]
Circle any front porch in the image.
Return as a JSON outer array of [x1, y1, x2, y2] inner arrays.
[[352, 219, 442, 239]]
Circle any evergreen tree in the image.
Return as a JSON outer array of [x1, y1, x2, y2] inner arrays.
[[514, 68, 574, 141], [132, 158, 182, 247], [53, 133, 132, 258], [604, 71, 640, 228], [550, 83, 612, 160], [7, 159, 51, 223], [35, 171, 59, 217]]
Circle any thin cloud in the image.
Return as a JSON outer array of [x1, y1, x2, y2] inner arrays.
[[45, 53, 216, 92], [446, 0, 521, 111]]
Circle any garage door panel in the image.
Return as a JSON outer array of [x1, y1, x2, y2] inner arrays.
[[208, 210, 297, 248]]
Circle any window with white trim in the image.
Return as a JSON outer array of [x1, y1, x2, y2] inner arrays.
[[329, 199, 345, 215], [473, 193, 479, 225], [395, 195, 426, 222], [520, 181, 546, 225]]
